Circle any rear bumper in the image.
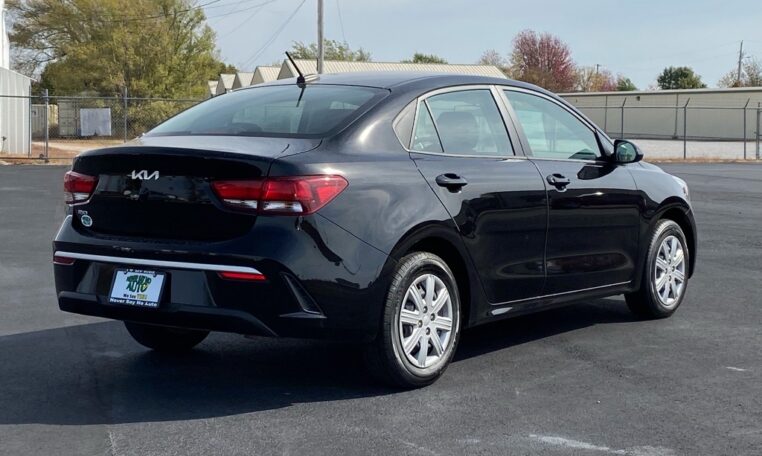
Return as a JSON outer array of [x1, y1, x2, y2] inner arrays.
[[59, 291, 278, 336], [53, 213, 393, 341]]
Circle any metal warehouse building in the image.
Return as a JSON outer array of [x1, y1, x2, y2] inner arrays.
[[560, 87, 762, 141], [277, 59, 507, 80], [0, 67, 33, 155], [210, 61, 506, 96]]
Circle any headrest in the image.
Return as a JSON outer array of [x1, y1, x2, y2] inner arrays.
[[436, 111, 479, 152]]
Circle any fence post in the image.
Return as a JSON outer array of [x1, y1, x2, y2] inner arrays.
[[123, 87, 129, 143], [603, 95, 608, 132], [673, 93, 679, 139], [620, 98, 627, 139], [27, 93, 32, 158], [757, 103, 762, 160], [43, 89, 50, 162], [743, 98, 750, 160], [683, 98, 690, 160]]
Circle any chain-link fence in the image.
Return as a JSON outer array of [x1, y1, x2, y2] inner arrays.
[[0, 92, 201, 161], [3, 91, 762, 161], [567, 100, 762, 160]]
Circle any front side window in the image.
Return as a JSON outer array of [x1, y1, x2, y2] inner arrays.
[[148, 85, 385, 138], [504, 90, 601, 160], [425, 90, 513, 156]]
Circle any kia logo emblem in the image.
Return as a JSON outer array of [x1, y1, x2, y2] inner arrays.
[[130, 170, 160, 180]]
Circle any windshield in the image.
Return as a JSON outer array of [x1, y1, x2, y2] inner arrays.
[[147, 84, 386, 138]]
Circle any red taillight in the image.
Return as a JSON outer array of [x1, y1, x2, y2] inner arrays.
[[218, 271, 266, 281], [210, 180, 262, 210], [64, 171, 98, 204], [53, 254, 75, 265], [211, 175, 348, 215]]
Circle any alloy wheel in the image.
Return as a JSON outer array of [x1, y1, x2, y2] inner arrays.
[[397, 274, 454, 369], [653, 235, 686, 308]]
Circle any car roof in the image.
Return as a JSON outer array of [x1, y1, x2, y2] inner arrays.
[[247, 71, 547, 93]]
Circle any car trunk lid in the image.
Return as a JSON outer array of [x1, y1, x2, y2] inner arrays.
[[71, 136, 319, 241]]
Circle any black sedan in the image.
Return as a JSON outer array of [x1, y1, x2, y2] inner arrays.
[[54, 72, 696, 387]]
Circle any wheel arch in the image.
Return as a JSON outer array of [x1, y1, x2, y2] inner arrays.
[[654, 202, 696, 278], [386, 223, 484, 328]]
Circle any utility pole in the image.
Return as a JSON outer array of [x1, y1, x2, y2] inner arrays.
[[595, 64, 600, 74], [737, 40, 745, 86], [317, 0, 324, 74]]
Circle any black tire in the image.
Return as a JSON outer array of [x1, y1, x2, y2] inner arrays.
[[625, 219, 690, 319], [124, 322, 209, 352], [365, 252, 461, 388]]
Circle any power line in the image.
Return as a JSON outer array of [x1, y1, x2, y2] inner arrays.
[[213, 0, 279, 34], [205, 0, 279, 21], [99, 0, 223, 23], [205, 0, 274, 9], [240, 0, 307, 69], [335, 0, 347, 43]]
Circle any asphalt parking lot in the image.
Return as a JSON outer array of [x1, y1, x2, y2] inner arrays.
[[1, 163, 760, 455]]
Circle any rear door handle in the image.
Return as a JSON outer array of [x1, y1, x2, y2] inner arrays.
[[546, 173, 571, 189], [435, 173, 468, 192]]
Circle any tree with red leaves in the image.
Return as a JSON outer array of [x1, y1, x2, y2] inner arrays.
[[509, 30, 577, 93]]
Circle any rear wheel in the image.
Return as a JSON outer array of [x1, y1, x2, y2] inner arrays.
[[626, 219, 690, 319], [365, 252, 461, 388], [124, 322, 209, 352]]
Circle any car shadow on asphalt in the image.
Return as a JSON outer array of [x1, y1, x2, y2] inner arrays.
[[0, 297, 637, 425]]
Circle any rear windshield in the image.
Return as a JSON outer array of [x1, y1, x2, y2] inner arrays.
[[147, 84, 386, 138]]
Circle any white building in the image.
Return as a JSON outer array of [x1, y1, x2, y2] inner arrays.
[[225, 67, 281, 93], [277, 59, 507, 80], [0, 0, 9, 69], [560, 87, 762, 141], [211, 62, 505, 96], [231, 72, 254, 90], [206, 80, 218, 98], [0, 0, 33, 156], [215, 73, 235, 96], [252, 66, 280, 85]]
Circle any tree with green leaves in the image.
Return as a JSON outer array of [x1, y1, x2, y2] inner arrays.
[[289, 39, 371, 62], [8, 0, 228, 98], [402, 53, 447, 64], [616, 76, 638, 91], [656, 66, 707, 90]]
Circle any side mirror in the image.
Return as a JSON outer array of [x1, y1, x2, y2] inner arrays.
[[613, 139, 643, 164]]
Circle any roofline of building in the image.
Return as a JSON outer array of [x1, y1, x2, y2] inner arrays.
[[284, 58, 503, 69], [0, 66, 35, 82], [558, 86, 762, 97]]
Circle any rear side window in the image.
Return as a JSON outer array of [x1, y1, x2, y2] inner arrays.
[[425, 90, 513, 156], [412, 102, 443, 153], [148, 85, 386, 138]]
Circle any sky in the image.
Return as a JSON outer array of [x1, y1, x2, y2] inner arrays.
[[203, 0, 762, 89]]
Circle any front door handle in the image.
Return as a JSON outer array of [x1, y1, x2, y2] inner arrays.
[[435, 173, 468, 192], [546, 173, 571, 190]]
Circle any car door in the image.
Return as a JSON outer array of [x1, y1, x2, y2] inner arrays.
[[501, 88, 642, 295], [405, 86, 547, 304]]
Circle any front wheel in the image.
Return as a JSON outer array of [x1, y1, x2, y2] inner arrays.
[[124, 322, 209, 352], [626, 219, 690, 319], [365, 252, 461, 388]]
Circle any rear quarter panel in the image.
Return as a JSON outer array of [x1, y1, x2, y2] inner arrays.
[[270, 92, 490, 327]]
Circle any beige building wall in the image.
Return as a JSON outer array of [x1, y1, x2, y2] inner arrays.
[[560, 88, 762, 140]]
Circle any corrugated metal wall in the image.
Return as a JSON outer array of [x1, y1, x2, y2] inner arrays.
[[0, 67, 32, 155], [560, 88, 762, 140]]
